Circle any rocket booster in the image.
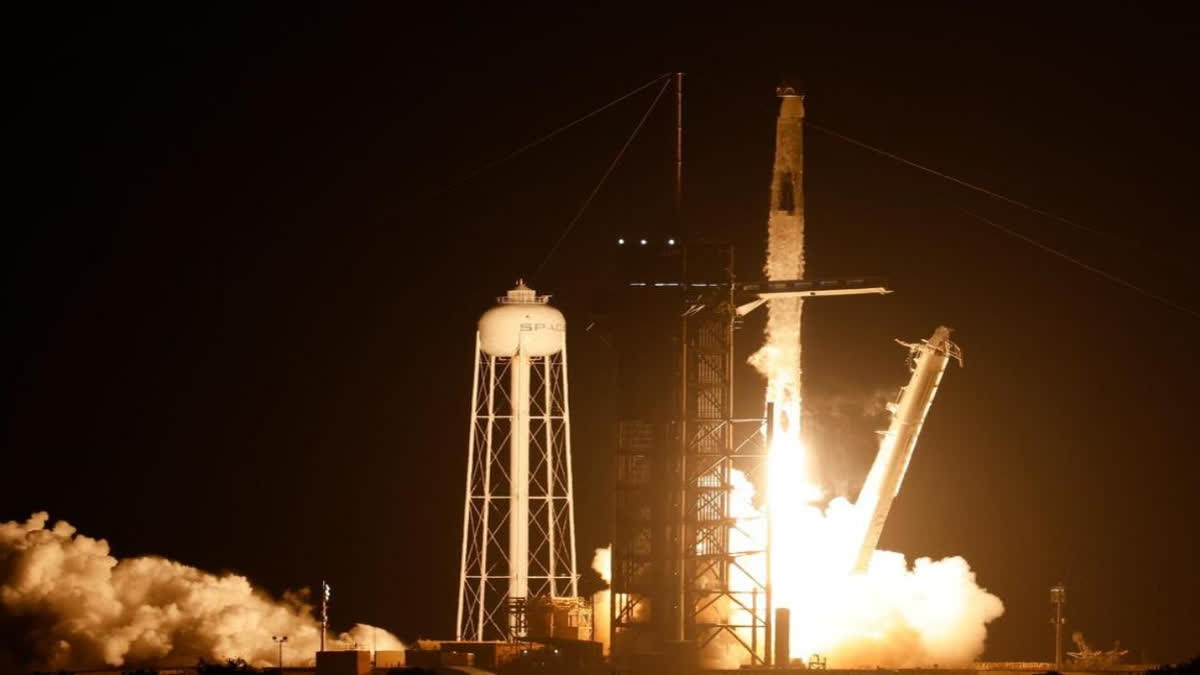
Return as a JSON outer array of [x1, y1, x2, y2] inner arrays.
[[851, 326, 962, 573], [760, 87, 807, 445]]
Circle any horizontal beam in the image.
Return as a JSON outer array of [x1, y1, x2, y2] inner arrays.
[[736, 285, 890, 316], [753, 286, 890, 298]]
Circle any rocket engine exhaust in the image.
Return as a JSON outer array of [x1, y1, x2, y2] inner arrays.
[[749, 88, 807, 449], [732, 86, 1004, 669]]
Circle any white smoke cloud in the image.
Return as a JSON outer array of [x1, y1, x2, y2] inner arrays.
[[748, 211, 806, 385], [725, 478, 1004, 669], [0, 512, 403, 671], [793, 547, 1005, 667], [590, 546, 611, 655], [591, 546, 611, 585]]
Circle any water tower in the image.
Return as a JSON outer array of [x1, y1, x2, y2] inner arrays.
[[456, 281, 579, 641]]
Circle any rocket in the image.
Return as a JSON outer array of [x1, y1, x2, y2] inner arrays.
[[770, 85, 805, 222], [760, 85, 807, 448], [851, 326, 962, 573]]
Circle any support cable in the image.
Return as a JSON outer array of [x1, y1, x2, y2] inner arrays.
[[958, 208, 1199, 319], [683, 73, 1193, 319], [431, 73, 671, 198], [811, 119, 1195, 318], [534, 77, 672, 278], [687, 73, 1155, 254], [807, 121, 1140, 250]]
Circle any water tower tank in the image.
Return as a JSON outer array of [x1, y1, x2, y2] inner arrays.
[[478, 281, 565, 357], [459, 279, 579, 643]]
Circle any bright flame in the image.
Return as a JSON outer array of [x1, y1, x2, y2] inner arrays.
[[599, 195, 1004, 667], [737, 205, 1002, 667], [767, 435, 857, 603], [731, 365, 1004, 667], [723, 426, 1004, 667]]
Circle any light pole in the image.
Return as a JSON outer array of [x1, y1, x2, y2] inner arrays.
[[1050, 585, 1066, 668], [272, 635, 289, 669]]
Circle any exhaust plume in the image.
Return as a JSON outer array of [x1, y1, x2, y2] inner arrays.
[[727, 477, 1004, 667], [0, 512, 403, 671], [729, 89, 1004, 668]]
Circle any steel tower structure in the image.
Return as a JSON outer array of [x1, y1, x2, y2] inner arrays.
[[457, 281, 579, 642], [608, 244, 771, 663], [611, 83, 888, 665], [678, 244, 771, 663], [608, 242, 685, 656]]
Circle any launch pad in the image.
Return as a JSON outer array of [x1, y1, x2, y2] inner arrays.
[[443, 78, 993, 671], [609, 238, 897, 667], [442, 79, 1097, 673], [584, 76, 1016, 675]]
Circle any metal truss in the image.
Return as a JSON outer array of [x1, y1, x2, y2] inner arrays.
[[609, 243, 770, 663], [680, 246, 770, 664], [611, 420, 670, 653], [457, 334, 579, 642]]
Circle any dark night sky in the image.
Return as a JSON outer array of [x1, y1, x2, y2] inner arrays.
[[5, 3, 1199, 665]]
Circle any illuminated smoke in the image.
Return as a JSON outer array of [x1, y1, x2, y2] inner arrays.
[[591, 545, 612, 585], [0, 512, 403, 671], [748, 210, 806, 454], [744, 314, 1006, 668], [736, 93, 1003, 666], [725, 475, 1004, 667], [590, 546, 611, 655]]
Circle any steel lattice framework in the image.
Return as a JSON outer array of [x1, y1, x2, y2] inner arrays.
[[609, 244, 770, 664], [680, 271, 770, 664], [612, 420, 672, 653], [457, 334, 579, 641]]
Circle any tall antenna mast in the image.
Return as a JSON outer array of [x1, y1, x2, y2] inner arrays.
[[320, 581, 330, 652], [674, 72, 684, 227]]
